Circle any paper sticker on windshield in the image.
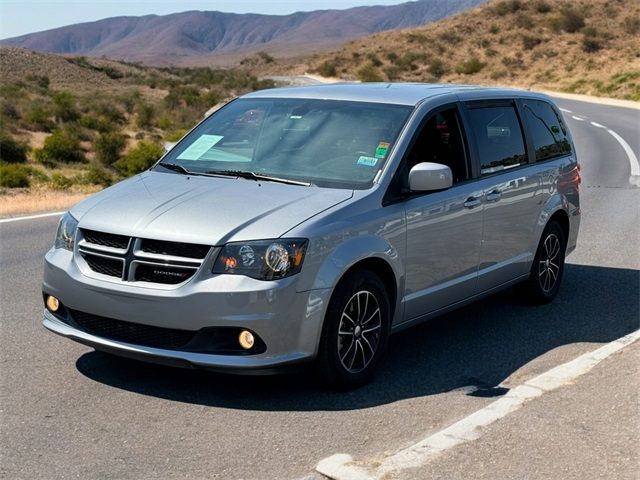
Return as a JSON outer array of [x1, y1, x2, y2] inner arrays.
[[177, 134, 223, 161], [375, 142, 390, 158], [357, 156, 378, 167]]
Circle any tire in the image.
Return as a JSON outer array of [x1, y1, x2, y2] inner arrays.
[[522, 221, 566, 304], [316, 270, 391, 390]]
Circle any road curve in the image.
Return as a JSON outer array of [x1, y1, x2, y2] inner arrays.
[[0, 98, 638, 480]]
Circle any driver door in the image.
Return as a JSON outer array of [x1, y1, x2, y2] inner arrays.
[[401, 106, 483, 320]]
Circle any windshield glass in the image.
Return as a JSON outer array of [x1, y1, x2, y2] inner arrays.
[[161, 98, 412, 189]]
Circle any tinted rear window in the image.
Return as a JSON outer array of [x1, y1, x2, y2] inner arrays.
[[468, 105, 527, 175], [523, 100, 572, 161]]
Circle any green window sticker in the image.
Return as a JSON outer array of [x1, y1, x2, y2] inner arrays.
[[177, 135, 224, 161], [357, 156, 378, 167], [375, 142, 390, 158]]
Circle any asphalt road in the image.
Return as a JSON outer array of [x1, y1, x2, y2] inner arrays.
[[0, 98, 638, 480]]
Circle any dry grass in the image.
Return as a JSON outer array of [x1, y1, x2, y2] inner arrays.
[[309, 0, 640, 101], [0, 186, 100, 218]]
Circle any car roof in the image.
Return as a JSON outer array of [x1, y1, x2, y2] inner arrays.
[[242, 82, 552, 106]]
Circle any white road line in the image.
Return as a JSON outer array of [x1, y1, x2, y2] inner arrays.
[[559, 108, 573, 113], [316, 329, 640, 480], [571, 115, 586, 121], [590, 121, 607, 129], [0, 211, 64, 224], [606, 128, 640, 181]]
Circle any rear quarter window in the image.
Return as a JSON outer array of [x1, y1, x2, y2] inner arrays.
[[522, 100, 572, 161]]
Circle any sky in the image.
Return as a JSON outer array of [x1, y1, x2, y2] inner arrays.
[[0, 0, 409, 39]]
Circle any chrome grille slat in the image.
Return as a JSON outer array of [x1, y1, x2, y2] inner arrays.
[[77, 230, 212, 285]]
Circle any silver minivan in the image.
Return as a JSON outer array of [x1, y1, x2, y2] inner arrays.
[[43, 84, 580, 388]]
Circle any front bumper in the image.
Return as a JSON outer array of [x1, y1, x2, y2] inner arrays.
[[42, 247, 331, 372]]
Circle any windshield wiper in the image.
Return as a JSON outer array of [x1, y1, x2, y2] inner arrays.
[[157, 162, 192, 175], [204, 170, 312, 187]]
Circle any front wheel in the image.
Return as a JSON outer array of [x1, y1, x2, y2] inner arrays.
[[522, 221, 566, 304], [316, 270, 390, 390]]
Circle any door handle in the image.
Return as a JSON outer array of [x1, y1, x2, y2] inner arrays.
[[485, 189, 502, 202], [463, 196, 482, 209]]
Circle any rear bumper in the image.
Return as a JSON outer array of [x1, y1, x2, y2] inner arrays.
[[42, 247, 332, 372]]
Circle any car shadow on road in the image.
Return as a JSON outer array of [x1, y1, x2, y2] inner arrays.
[[76, 263, 639, 411]]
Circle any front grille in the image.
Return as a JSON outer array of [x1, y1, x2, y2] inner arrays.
[[140, 239, 210, 259], [82, 229, 130, 249], [134, 264, 196, 285], [81, 253, 123, 278], [77, 229, 213, 286], [69, 309, 196, 349]]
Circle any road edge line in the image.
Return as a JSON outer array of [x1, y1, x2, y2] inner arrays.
[[0, 211, 65, 224], [315, 329, 640, 480]]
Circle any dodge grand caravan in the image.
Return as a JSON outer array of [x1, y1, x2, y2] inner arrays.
[[43, 84, 580, 388]]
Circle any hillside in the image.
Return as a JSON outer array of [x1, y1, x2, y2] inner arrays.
[[0, 0, 486, 65], [310, 0, 640, 100]]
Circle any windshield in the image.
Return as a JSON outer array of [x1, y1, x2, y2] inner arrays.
[[161, 98, 412, 189]]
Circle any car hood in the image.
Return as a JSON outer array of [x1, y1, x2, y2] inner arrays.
[[70, 171, 353, 245]]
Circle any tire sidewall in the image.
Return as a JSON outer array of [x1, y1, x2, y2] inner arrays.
[[531, 221, 566, 302], [317, 270, 391, 389]]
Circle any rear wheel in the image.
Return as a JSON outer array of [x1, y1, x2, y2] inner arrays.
[[523, 221, 566, 304], [316, 270, 390, 389]]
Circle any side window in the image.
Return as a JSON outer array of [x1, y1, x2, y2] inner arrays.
[[406, 107, 469, 183], [467, 105, 527, 175], [523, 100, 572, 161]]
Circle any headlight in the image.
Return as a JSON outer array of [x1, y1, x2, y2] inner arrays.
[[213, 239, 308, 280], [54, 212, 78, 251]]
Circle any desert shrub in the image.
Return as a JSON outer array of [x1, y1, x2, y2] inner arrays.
[[385, 52, 398, 63], [35, 129, 85, 165], [534, 1, 552, 14], [50, 173, 74, 190], [456, 56, 486, 75], [87, 101, 126, 125], [257, 51, 275, 64], [0, 134, 28, 163], [488, 25, 500, 35], [383, 65, 403, 81], [114, 141, 164, 176], [25, 105, 54, 132], [316, 61, 338, 77], [52, 91, 80, 123], [366, 53, 383, 67], [493, 0, 522, 16], [428, 58, 448, 78], [438, 31, 462, 45], [1, 101, 20, 120], [94, 131, 127, 165], [164, 129, 188, 142], [136, 102, 156, 129], [522, 34, 542, 50], [357, 64, 384, 82], [515, 13, 534, 29], [0, 164, 31, 188], [549, 8, 585, 33], [83, 165, 113, 186], [582, 35, 602, 53], [623, 17, 640, 35]]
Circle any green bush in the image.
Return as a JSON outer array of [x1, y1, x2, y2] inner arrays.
[[317, 61, 337, 78], [0, 134, 28, 163], [114, 141, 164, 176], [25, 105, 55, 132], [35, 129, 85, 165], [428, 59, 448, 78], [52, 91, 80, 123], [0, 164, 31, 188], [50, 173, 74, 190], [456, 57, 486, 75], [94, 131, 127, 165], [357, 64, 384, 82], [136, 102, 156, 129], [83, 165, 113, 186]]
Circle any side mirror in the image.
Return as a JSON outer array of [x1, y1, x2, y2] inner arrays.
[[408, 162, 453, 192]]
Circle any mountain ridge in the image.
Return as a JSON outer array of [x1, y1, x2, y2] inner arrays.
[[1, 0, 487, 65]]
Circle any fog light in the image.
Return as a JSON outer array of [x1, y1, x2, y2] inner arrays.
[[46, 295, 60, 312], [238, 330, 255, 350]]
